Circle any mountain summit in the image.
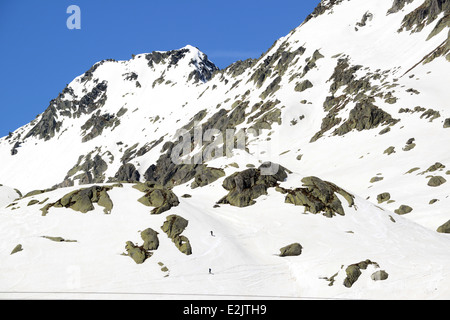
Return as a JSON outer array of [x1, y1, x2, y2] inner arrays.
[[1, 0, 449, 299]]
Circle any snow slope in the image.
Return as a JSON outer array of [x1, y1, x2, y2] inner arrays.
[[1, 172, 450, 300]]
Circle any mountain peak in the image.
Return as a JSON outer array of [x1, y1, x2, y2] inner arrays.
[[138, 44, 219, 83]]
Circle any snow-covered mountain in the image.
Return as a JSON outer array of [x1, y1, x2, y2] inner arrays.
[[1, 0, 449, 299]]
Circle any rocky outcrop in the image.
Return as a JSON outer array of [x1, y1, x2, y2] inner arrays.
[[443, 118, 450, 128], [283, 176, 354, 218], [398, 0, 449, 34], [218, 162, 288, 207], [41, 185, 115, 216], [161, 215, 192, 255], [395, 205, 413, 215], [10, 244, 23, 255], [114, 163, 141, 183], [140, 228, 159, 251], [427, 176, 447, 187], [125, 241, 149, 264], [125, 227, 160, 264], [64, 151, 109, 186], [371, 270, 389, 281], [304, 0, 345, 24], [333, 99, 399, 136], [294, 80, 313, 92], [437, 220, 450, 233], [134, 182, 179, 215], [377, 192, 391, 204], [387, 0, 414, 14], [41, 236, 77, 242], [23, 81, 108, 142], [343, 259, 381, 288], [81, 112, 119, 143], [279, 243, 303, 257]]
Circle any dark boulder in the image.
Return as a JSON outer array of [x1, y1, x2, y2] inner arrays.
[[161, 215, 192, 255], [284, 176, 354, 218], [134, 183, 179, 215], [218, 162, 288, 207], [279, 243, 303, 257]]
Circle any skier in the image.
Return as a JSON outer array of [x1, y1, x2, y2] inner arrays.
[[209, 268, 212, 274], [210, 230, 215, 237]]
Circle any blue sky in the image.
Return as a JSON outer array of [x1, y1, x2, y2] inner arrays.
[[0, 0, 320, 138]]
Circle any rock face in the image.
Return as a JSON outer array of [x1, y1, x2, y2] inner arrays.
[[190, 167, 225, 188], [218, 162, 288, 207], [114, 163, 141, 183], [334, 99, 398, 136], [161, 215, 192, 255], [279, 243, 303, 257], [283, 176, 354, 218], [134, 182, 180, 214]]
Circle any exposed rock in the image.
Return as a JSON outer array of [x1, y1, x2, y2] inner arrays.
[[43, 185, 115, 215], [370, 176, 384, 183], [114, 163, 141, 183], [384, 146, 396, 155], [161, 215, 192, 255], [395, 205, 413, 215], [134, 183, 179, 215], [10, 244, 23, 255], [343, 264, 362, 288], [377, 192, 391, 204], [140, 228, 159, 251], [65, 151, 109, 185], [371, 270, 389, 281], [398, 0, 449, 33], [260, 76, 282, 100], [279, 243, 303, 257], [343, 259, 380, 288], [190, 167, 225, 189], [295, 80, 314, 92], [356, 11, 373, 29], [387, 0, 414, 14], [41, 236, 77, 242], [305, 0, 345, 23], [427, 176, 447, 187], [81, 112, 119, 143], [444, 118, 450, 128], [284, 176, 354, 218], [334, 98, 399, 136], [423, 162, 446, 173], [437, 220, 450, 233], [27, 199, 40, 206], [125, 227, 160, 264], [125, 241, 150, 264], [218, 162, 288, 207]]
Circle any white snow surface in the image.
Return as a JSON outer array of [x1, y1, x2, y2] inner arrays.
[[0, 0, 449, 299]]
